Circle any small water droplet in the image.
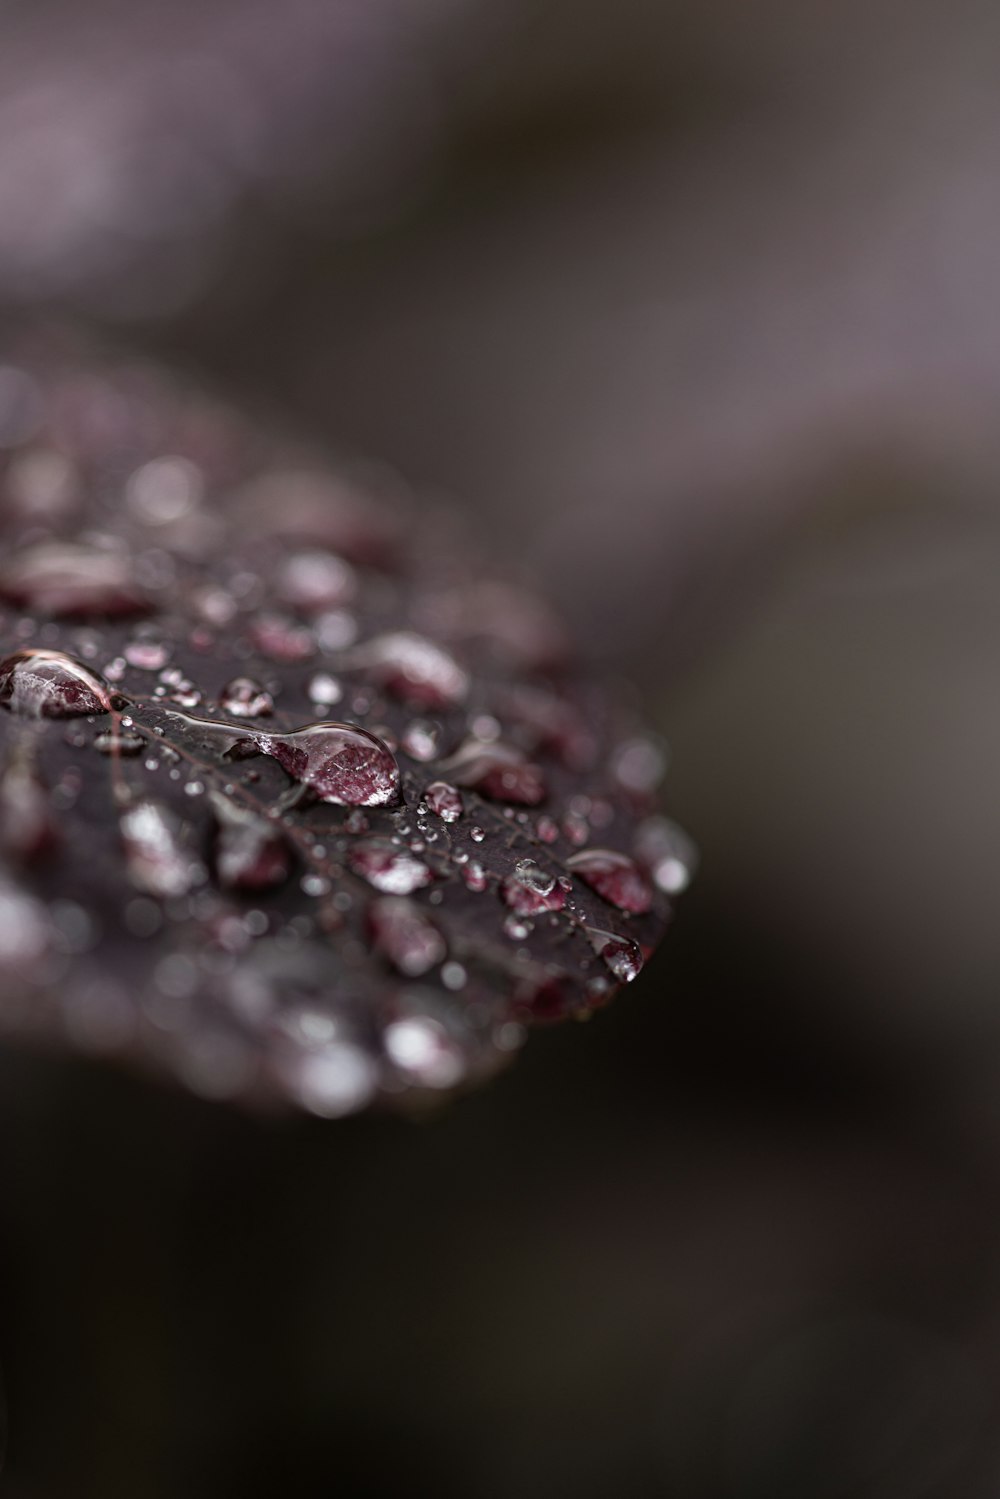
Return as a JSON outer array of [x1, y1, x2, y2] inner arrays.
[[439, 737, 547, 806], [586, 928, 644, 983], [249, 614, 315, 663], [425, 781, 463, 823], [277, 551, 357, 612], [463, 860, 487, 893], [94, 728, 146, 757], [232, 722, 401, 808], [566, 849, 654, 914], [503, 859, 566, 915], [121, 800, 205, 899], [348, 631, 468, 709], [0, 649, 113, 718], [126, 456, 203, 525], [612, 736, 669, 799], [219, 676, 274, 718], [384, 1017, 464, 1090], [348, 840, 433, 895], [635, 816, 699, 895], [503, 913, 532, 941], [307, 672, 343, 707], [124, 640, 171, 671], [401, 719, 442, 762], [0, 542, 147, 618], [211, 794, 291, 893], [0, 747, 56, 858], [470, 825, 485, 843], [369, 897, 446, 977]]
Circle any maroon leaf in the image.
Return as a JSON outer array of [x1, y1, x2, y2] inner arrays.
[[0, 329, 693, 1116]]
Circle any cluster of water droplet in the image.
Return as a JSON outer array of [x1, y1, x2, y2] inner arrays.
[[0, 335, 693, 1115]]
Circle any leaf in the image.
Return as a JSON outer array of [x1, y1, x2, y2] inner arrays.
[[0, 330, 691, 1116]]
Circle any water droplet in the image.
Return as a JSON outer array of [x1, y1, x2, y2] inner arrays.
[[503, 913, 532, 941], [369, 897, 446, 976], [288, 1041, 378, 1119], [0, 542, 147, 618], [502, 859, 566, 916], [439, 737, 547, 806], [0, 649, 113, 718], [232, 722, 401, 808], [219, 676, 274, 718], [307, 672, 342, 708], [126, 456, 203, 525], [536, 814, 560, 844], [401, 719, 442, 762], [94, 728, 146, 757], [586, 928, 644, 983], [470, 825, 485, 843], [612, 736, 669, 798], [425, 781, 463, 823], [463, 860, 487, 893], [121, 800, 205, 899], [211, 794, 291, 892], [348, 840, 433, 895], [566, 849, 654, 914], [635, 816, 699, 895], [0, 748, 56, 858], [385, 1017, 464, 1090], [441, 961, 467, 991], [277, 551, 357, 612], [349, 631, 468, 709], [124, 640, 171, 671], [248, 614, 315, 662]]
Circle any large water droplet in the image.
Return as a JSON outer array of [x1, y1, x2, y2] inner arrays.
[[0, 542, 147, 618], [566, 849, 653, 914], [439, 737, 547, 806], [586, 927, 644, 983], [369, 897, 446, 977], [348, 632, 468, 710], [233, 722, 400, 808], [348, 840, 433, 895], [0, 649, 113, 718]]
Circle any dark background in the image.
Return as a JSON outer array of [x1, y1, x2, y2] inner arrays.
[[2, 1, 1000, 1494]]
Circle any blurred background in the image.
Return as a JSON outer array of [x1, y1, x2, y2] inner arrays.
[[3, 0, 1000, 1494]]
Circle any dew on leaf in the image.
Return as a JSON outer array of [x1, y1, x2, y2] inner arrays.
[[502, 860, 566, 916], [635, 815, 699, 895], [211, 794, 291, 893], [233, 722, 400, 808], [439, 737, 547, 806], [0, 542, 148, 619], [566, 848, 654, 914], [348, 840, 434, 895], [586, 927, 644, 983], [277, 551, 357, 613], [0, 649, 113, 718], [121, 800, 205, 899], [401, 718, 442, 762], [348, 631, 468, 710], [369, 896, 446, 976], [219, 676, 274, 719], [425, 780, 462, 823]]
